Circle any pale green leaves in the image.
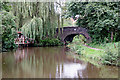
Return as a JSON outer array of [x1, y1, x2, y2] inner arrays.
[[22, 17, 43, 40]]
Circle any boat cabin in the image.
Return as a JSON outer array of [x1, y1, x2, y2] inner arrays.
[[14, 32, 34, 46]]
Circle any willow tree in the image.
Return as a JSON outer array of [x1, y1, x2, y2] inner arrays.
[[10, 2, 59, 40], [22, 17, 43, 42]]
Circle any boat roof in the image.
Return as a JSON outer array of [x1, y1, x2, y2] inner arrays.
[[17, 32, 22, 34]]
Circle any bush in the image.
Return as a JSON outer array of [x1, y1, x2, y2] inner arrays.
[[67, 34, 120, 66], [38, 38, 63, 47], [102, 43, 119, 66], [1, 11, 17, 51], [67, 35, 85, 55]]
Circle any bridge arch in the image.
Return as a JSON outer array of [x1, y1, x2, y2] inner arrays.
[[56, 27, 91, 43], [64, 33, 87, 43]]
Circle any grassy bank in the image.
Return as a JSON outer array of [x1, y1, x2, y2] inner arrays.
[[67, 36, 120, 66]]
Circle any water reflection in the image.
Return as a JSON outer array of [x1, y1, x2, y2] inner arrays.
[[0, 53, 2, 79], [56, 63, 87, 78], [2, 47, 118, 78], [14, 48, 28, 63]]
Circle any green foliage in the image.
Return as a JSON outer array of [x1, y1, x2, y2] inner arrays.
[[1, 2, 64, 50], [1, 11, 17, 51], [67, 35, 86, 55], [102, 42, 119, 66], [10, 2, 59, 41], [63, 18, 73, 27], [68, 35, 119, 66], [11, 2, 58, 38], [73, 34, 86, 44], [66, 2, 120, 43], [1, 2, 11, 12], [35, 38, 63, 47], [22, 17, 43, 40]]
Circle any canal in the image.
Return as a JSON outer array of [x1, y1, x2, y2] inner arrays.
[[2, 47, 118, 78]]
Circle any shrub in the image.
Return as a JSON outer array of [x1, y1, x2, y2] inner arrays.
[[67, 35, 85, 55], [38, 38, 63, 46], [102, 43, 119, 66], [1, 11, 17, 51]]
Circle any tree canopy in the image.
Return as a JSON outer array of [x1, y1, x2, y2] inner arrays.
[[1, 2, 63, 50], [66, 2, 120, 43]]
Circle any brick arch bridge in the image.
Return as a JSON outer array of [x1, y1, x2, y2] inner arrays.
[[56, 27, 91, 43]]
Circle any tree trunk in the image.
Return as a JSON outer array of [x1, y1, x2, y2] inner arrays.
[[19, 13, 23, 28], [61, 18, 64, 34], [58, 14, 60, 36]]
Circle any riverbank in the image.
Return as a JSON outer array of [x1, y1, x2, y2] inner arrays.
[[2, 38, 64, 52], [67, 42, 120, 67]]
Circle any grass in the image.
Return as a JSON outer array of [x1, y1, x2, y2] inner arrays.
[[68, 41, 120, 66]]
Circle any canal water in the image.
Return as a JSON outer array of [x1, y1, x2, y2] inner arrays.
[[2, 47, 118, 78]]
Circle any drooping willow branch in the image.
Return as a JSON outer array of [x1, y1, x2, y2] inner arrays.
[[11, 2, 59, 39], [1, 2, 64, 50]]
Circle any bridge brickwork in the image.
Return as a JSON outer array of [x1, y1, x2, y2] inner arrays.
[[56, 27, 91, 43]]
